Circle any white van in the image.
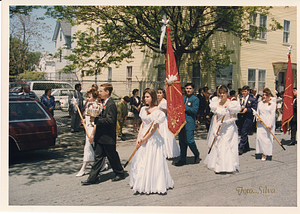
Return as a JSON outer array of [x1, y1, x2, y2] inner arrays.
[[26, 81, 74, 98]]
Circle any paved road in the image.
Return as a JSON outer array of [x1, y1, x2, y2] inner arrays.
[[8, 125, 297, 210]]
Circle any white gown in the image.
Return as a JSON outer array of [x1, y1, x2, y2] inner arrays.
[[256, 97, 276, 156], [158, 99, 180, 158], [83, 101, 102, 162], [204, 97, 241, 173], [130, 106, 174, 194]]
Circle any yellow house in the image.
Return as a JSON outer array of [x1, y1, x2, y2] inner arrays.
[[59, 6, 296, 98]]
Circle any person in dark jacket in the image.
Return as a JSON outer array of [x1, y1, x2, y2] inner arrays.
[[196, 88, 207, 125], [288, 88, 297, 146], [130, 89, 141, 132], [40, 88, 55, 116], [238, 86, 258, 155], [81, 83, 125, 185]]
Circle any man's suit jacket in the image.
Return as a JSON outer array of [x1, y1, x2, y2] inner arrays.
[[94, 98, 117, 145], [183, 95, 199, 131], [240, 94, 257, 121]]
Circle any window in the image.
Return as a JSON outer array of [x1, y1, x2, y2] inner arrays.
[[96, 27, 99, 44], [247, 68, 266, 94], [9, 101, 50, 122], [157, 64, 166, 89], [108, 67, 112, 82], [258, 69, 266, 90], [192, 63, 201, 93], [259, 15, 267, 40], [215, 64, 233, 88], [126, 66, 132, 91], [248, 69, 256, 89], [249, 14, 258, 38], [283, 20, 290, 44], [60, 29, 62, 41]]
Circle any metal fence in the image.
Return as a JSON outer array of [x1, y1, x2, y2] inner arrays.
[[9, 78, 167, 131]]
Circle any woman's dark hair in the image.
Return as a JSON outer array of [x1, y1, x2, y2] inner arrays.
[[132, 88, 139, 95], [263, 88, 274, 98], [198, 88, 203, 94], [45, 88, 52, 95], [142, 88, 158, 106], [157, 88, 166, 98]]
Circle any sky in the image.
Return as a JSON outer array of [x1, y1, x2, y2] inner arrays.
[[28, 7, 57, 54]]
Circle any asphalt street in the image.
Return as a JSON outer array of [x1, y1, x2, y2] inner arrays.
[[8, 122, 297, 212]]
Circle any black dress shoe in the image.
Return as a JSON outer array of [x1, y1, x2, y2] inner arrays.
[[288, 142, 296, 146], [112, 174, 125, 182], [238, 148, 243, 155], [194, 154, 200, 164], [174, 160, 186, 166], [81, 179, 98, 185]]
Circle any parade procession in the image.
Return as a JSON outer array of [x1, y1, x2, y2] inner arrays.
[[5, 4, 298, 210]]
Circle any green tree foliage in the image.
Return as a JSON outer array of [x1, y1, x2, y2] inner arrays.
[[46, 6, 282, 74], [9, 12, 51, 77], [17, 71, 45, 80]]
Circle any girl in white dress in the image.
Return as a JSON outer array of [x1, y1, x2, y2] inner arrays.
[[255, 88, 276, 161], [204, 85, 241, 173], [76, 88, 107, 177], [130, 89, 174, 194], [157, 88, 180, 159]]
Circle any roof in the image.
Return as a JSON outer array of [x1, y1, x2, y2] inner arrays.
[[52, 20, 72, 42]]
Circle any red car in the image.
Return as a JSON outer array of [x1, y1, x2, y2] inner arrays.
[[9, 95, 57, 154]]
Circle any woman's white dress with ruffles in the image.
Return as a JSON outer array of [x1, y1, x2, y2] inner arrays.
[[83, 101, 102, 162], [158, 99, 180, 158], [130, 106, 174, 194], [204, 97, 241, 173], [256, 97, 276, 156]]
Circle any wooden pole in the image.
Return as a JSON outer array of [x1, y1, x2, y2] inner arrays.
[[208, 115, 226, 154], [124, 121, 154, 168], [252, 108, 286, 150]]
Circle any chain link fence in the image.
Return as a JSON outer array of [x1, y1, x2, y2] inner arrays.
[[9, 78, 166, 133]]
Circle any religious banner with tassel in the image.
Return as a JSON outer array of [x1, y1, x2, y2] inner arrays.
[[281, 47, 294, 134], [165, 26, 186, 136]]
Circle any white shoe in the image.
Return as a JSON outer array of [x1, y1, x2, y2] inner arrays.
[[100, 163, 108, 172], [261, 156, 266, 161], [76, 170, 86, 177]]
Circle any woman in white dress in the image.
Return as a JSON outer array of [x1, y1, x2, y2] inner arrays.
[[204, 85, 241, 173], [130, 89, 174, 194], [157, 88, 180, 159], [76, 88, 107, 177], [255, 88, 276, 161]]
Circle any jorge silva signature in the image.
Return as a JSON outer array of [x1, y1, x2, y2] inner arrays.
[[236, 186, 275, 195]]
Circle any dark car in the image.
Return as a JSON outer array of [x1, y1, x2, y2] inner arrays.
[[9, 96, 58, 154]]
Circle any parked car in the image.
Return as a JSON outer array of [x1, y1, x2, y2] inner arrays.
[[27, 81, 74, 98], [51, 89, 76, 110], [9, 96, 58, 154], [9, 91, 40, 101], [9, 82, 27, 91]]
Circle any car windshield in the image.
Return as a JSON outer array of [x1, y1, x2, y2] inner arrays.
[[9, 101, 50, 122]]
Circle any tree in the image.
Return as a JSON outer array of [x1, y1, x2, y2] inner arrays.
[[46, 6, 282, 75], [9, 12, 51, 76]]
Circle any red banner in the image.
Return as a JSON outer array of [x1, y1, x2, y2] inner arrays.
[[166, 27, 186, 136], [281, 53, 294, 133]]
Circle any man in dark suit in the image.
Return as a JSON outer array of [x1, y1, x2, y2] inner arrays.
[[238, 85, 258, 155], [288, 88, 297, 146], [81, 83, 125, 185], [68, 83, 83, 133], [175, 83, 200, 166]]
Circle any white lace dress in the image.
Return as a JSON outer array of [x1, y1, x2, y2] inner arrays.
[[204, 97, 241, 173], [256, 97, 276, 156], [158, 99, 180, 158], [130, 106, 174, 194], [83, 101, 102, 162]]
